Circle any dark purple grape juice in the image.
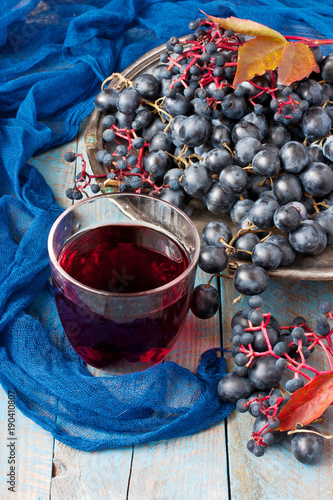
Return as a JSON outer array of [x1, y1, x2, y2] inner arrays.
[[54, 223, 191, 367]]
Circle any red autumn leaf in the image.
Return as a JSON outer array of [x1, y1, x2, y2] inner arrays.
[[277, 42, 320, 86], [205, 14, 287, 43], [277, 373, 333, 432], [233, 36, 285, 86]]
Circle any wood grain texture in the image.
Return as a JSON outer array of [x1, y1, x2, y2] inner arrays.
[[50, 120, 135, 500], [0, 134, 78, 500], [128, 270, 229, 500], [0, 386, 54, 500], [221, 276, 333, 500]]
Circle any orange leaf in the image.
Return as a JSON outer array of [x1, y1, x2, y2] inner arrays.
[[277, 42, 320, 86], [277, 373, 333, 432], [233, 36, 285, 86], [205, 15, 287, 43]]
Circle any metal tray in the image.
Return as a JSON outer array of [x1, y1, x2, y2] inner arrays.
[[84, 40, 333, 281]]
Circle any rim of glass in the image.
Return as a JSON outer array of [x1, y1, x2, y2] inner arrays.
[[48, 193, 201, 297]]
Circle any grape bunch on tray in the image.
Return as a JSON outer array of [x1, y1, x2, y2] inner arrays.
[[64, 14, 333, 464]]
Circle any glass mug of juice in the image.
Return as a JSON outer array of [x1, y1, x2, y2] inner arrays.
[[48, 193, 200, 370]]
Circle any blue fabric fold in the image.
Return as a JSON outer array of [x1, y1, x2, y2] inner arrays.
[[0, 0, 332, 450]]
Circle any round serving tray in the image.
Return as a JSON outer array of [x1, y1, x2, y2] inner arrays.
[[84, 39, 333, 281]]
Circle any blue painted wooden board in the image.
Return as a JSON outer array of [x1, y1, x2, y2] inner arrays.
[[221, 277, 333, 500]]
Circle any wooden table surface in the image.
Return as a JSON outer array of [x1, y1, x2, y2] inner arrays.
[[1, 120, 333, 500]]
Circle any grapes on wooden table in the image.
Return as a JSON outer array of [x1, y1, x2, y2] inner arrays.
[[63, 14, 333, 466]]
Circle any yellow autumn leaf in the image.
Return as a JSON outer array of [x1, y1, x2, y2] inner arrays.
[[277, 42, 320, 86], [233, 36, 285, 86], [205, 14, 287, 43]]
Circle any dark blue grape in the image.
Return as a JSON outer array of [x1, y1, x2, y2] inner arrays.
[[249, 196, 279, 230], [163, 94, 192, 117], [233, 264, 269, 296], [179, 115, 210, 147], [286, 378, 305, 393], [234, 233, 260, 261], [297, 79, 324, 107], [300, 162, 333, 197], [302, 106, 331, 141], [198, 246, 228, 274], [94, 89, 119, 113], [291, 426, 324, 465], [181, 163, 212, 198], [219, 165, 248, 195], [230, 199, 254, 226], [201, 221, 232, 249], [273, 205, 301, 233], [234, 137, 263, 167], [143, 150, 171, 182], [203, 148, 232, 174], [231, 121, 261, 143], [101, 115, 116, 128], [65, 152, 76, 162], [217, 372, 253, 404], [252, 149, 281, 177], [221, 94, 248, 120], [248, 309, 264, 326], [248, 295, 263, 309], [280, 141, 310, 174], [205, 182, 236, 214], [90, 184, 100, 194], [190, 284, 219, 319], [252, 326, 279, 352], [210, 125, 231, 148], [117, 87, 141, 114], [159, 187, 189, 211], [273, 174, 302, 204], [248, 356, 283, 391]]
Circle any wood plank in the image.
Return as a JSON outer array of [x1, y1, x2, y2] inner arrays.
[[0, 386, 54, 499], [128, 270, 229, 500], [221, 276, 333, 500], [0, 136, 78, 499], [50, 121, 134, 499]]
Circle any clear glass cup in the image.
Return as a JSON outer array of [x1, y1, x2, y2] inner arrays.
[[48, 193, 200, 370]]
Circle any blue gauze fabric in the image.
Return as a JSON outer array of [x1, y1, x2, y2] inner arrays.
[[0, 0, 333, 451]]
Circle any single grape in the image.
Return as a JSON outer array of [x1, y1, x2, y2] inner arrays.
[[273, 174, 302, 204], [252, 242, 282, 270], [181, 163, 212, 199], [249, 196, 279, 230], [233, 264, 269, 296], [233, 233, 260, 261], [230, 199, 254, 227], [280, 141, 310, 174], [190, 284, 219, 319], [252, 326, 279, 352], [201, 221, 232, 249], [291, 427, 324, 464], [300, 162, 333, 197], [233, 137, 263, 167], [273, 205, 301, 233], [219, 165, 248, 195], [217, 372, 254, 404], [302, 106, 331, 141], [252, 149, 281, 177], [198, 246, 229, 274], [248, 356, 283, 391], [285, 378, 305, 393], [179, 115, 211, 147], [205, 183, 237, 215]]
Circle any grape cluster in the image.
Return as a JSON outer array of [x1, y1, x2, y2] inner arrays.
[[63, 15, 333, 464], [216, 299, 333, 464]]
